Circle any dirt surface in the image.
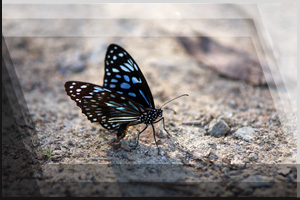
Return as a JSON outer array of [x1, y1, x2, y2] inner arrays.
[[3, 4, 297, 197]]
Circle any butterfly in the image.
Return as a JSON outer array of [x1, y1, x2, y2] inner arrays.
[[64, 44, 188, 154]]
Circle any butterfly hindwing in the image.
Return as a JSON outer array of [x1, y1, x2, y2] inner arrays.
[[64, 81, 146, 130], [103, 44, 155, 109]]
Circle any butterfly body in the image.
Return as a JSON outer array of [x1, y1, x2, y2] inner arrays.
[[65, 44, 185, 154]]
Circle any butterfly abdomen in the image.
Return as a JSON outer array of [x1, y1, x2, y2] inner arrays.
[[117, 123, 130, 139]]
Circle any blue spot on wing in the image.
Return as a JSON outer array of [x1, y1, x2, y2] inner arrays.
[[128, 92, 136, 97], [132, 77, 142, 84], [121, 83, 131, 89], [123, 75, 130, 82]]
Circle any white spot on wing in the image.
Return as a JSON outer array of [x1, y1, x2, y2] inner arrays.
[[94, 86, 103, 92], [120, 65, 130, 72], [112, 68, 120, 73], [128, 59, 133, 64], [124, 63, 134, 71]]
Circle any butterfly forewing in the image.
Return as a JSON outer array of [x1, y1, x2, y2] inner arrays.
[[103, 44, 155, 109], [64, 81, 146, 130]]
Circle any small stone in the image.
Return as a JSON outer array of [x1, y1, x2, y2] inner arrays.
[[127, 154, 136, 161], [222, 167, 230, 174], [120, 141, 131, 152], [207, 119, 230, 138], [68, 140, 75, 146], [231, 159, 246, 169], [208, 152, 218, 161], [249, 153, 258, 161], [235, 126, 255, 142], [90, 127, 97, 132]]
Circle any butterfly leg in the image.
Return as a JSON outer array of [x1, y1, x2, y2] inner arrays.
[[151, 124, 161, 155], [133, 124, 148, 149], [154, 117, 170, 137]]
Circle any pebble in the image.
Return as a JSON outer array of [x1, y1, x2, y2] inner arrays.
[[248, 153, 258, 161], [68, 140, 75, 146], [206, 119, 230, 138], [120, 141, 131, 152], [222, 167, 230, 174], [234, 126, 255, 142]]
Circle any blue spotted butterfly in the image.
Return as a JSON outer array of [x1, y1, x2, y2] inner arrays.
[[65, 44, 188, 154]]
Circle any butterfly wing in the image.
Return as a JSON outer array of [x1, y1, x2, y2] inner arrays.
[[103, 44, 155, 109], [64, 81, 146, 130]]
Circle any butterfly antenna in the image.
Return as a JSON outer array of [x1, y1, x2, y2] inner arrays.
[[164, 107, 177, 114], [159, 94, 189, 109]]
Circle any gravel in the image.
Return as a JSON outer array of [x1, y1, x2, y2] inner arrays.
[[234, 126, 255, 142], [206, 119, 230, 138]]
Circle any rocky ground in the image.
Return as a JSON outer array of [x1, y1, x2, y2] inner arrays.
[[3, 4, 297, 197]]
